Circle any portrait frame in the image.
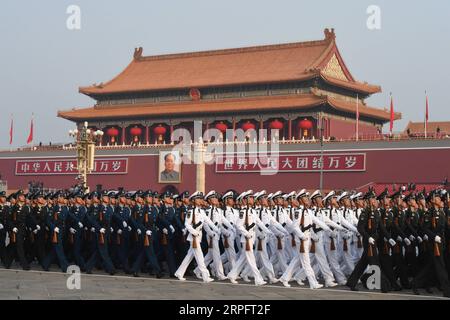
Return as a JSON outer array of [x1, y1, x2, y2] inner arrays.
[[158, 150, 182, 184]]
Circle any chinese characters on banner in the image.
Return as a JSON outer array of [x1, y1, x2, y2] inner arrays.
[[15, 158, 128, 175], [215, 153, 366, 173]]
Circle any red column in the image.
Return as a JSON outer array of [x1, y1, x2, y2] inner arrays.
[[121, 126, 126, 145], [288, 119, 292, 140], [145, 126, 149, 144]]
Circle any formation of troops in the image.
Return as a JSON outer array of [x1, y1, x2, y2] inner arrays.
[[0, 185, 449, 297]]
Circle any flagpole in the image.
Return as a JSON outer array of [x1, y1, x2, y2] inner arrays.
[[9, 114, 13, 152], [389, 92, 394, 137], [425, 90, 428, 139], [356, 94, 359, 141]]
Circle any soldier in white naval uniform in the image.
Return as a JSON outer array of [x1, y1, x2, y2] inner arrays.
[[197, 190, 233, 280], [220, 191, 238, 273], [227, 190, 267, 286], [269, 191, 290, 275], [175, 191, 219, 283], [280, 190, 323, 289]]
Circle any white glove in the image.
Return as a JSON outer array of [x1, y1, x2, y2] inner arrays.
[[137, 229, 142, 235], [90, 227, 95, 232], [435, 235, 441, 244], [146, 230, 152, 236], [127, 226, 132, 232], [36, 225, 41, 231], [170, 225, 176, 233], [117, 229, 122, 235], [122, 221, 127, 228], [331, 230, 338, 239], [163, 228, 169, 235], [301, 235, 310, 242], [33, 229, 39, 234], [54, 227, 60, 233], [409, 235, 415, 241], [182, 228, 187, 236], [417, 236, 423, 243], [423, 234, 429, 241], [13, 227, 18, 233], [311, 234, 319, 242], [388, 238, 396, 247], [110, 227, 114, 233], [99, 228, 105, 234], [396, 236, 402, 242], [193, 231, 201, 237], [368, 237, 375, 245], [78, 222, 83, 228], [69, 228, 76, 234], [404, 238, 411, 246], [0, 224, 3, 230]]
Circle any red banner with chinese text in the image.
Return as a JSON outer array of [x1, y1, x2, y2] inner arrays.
[[15, 158, 128, 175], [215, 153, 366, 173]]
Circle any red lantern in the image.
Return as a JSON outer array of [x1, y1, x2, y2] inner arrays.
[[153, 124, 167, 143], [241, 121, 255, 131], [298, 118, 313, 137], [215, 122, 228, 133], [269, 119, 284, 130], [130, 126, 142, 143], [106, 127, 119, 144]]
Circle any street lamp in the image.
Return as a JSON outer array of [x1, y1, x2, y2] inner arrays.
[[69, 121, 103, 192], [318, 112, 325, 192]]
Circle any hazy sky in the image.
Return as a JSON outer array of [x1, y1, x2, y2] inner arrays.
[[1, 0, 449, 148]]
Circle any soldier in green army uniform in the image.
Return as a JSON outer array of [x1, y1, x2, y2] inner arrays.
[[346, 188, 391, 292], [412, 190, 450, 297], [390, 191, 411, 289], [404, 192, 421, 278], [376, 190, 402, 291]]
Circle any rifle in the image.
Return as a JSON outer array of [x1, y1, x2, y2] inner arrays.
[[244, 209, 251, 251], [299, 209, 305, 253]]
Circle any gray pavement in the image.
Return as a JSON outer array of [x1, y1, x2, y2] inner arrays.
[[0, 266, 448, 300]]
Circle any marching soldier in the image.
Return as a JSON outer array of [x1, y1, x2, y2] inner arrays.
[[173, 191, 190, 269], [67, 191, 88, 271], [227, 190, 268, 286], [221, 191, 239, 273], [158, 192, 177, 277], [175, 191, 216, 283], [85, 191, 115, 275], [412, 190, 450, 297], [269, 191, 289, 275], [200, 190, 229, 280], [0, 191, 9, 266], [42, 191, 69, 272], [28, 192, 48, 267], [346, 188, 391, 292], [5, 190, 31, 270], [130, 190, 163, 278], [111, 191, 132, 274]]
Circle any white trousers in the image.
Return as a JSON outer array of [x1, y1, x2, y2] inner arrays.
[[197, 236, 226, 279], [324, 236, 347, 284], [254, 236, 277, 281], [310, 232, 336, 284], [281, 238, 318, 288], [175, 240, 210, 282], [227, 239, 265, 285]]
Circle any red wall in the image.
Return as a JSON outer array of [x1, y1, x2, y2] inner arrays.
[[329, 118, 378, 139], [1, 147, 449, 193]]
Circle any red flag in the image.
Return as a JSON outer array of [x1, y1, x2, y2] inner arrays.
[[389, 94, 394, 134], [9, 116, 13, 145], [26, 116, 34, 144]]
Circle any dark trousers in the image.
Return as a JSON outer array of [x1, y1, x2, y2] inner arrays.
[[0, 231, 7, 266], [132, 237, 161, 274], [29, 231, 47, 266], [173, 234, 189, 268], [346, 244, 391, 292], [85, 234, 115, 273], [160, 237, 176, 275], [405, 245, 419, 277], [413, 243, 450, 297], [42, 234, 69, 272], [115, 231, 130, 272], [5, 231, 29, 269], [72, 231, 86, 270]]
